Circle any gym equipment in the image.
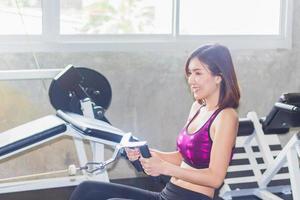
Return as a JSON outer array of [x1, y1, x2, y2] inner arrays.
[[48, 65, 112, 122], [219, 93, 300, 200], [1, 65, 298, 199], [0, 65, 150, 194]]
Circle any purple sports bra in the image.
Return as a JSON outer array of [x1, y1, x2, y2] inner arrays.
[[177, 107, 222, 169]]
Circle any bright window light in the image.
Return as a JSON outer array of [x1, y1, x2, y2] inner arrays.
[[0, 0, 293, 51], [180, 0, 281, 35], [60, 0, 173, 34], [0, 0, 42, 35]]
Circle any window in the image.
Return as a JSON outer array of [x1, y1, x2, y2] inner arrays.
[[60, 0, 172, 35], [0, 0, 42, 35], [0, 0, 294, 51], [180, 0, 281, 35]]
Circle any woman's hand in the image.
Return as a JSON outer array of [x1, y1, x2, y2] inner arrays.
[[140, 150, 167, 176], [125, 148, 141, 161]]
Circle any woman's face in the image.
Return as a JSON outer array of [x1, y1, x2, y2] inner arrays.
[[187, 58, 221, 101]]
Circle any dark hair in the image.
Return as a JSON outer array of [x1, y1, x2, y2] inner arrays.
[[185, 44, 240, 109]]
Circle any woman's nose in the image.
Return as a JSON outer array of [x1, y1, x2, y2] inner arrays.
[[188, 74, 195, 85]]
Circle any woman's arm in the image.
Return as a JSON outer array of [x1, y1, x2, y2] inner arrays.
[[150, 150, 182, 166], [125, 148, 182, 166], [141, 108, 238, 189]]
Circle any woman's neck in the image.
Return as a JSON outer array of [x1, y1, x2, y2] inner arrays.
[[204, 90, 220, 111]]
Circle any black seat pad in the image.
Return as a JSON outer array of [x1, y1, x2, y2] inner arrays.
[[238, 118, 254, 136], [0, 115, 66, 157], [57, 111, 125, 143]]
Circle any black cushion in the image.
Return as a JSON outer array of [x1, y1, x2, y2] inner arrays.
[[238, 118, 254, 136], [57, 110, 125, 143], [0, 116, 66, 157], [262, 93, 300, 134]]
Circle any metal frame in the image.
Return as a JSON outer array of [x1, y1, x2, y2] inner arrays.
[[219, 111, 300, 200], [0, 131, 114, 194], [257, 132, 300, 199], [0, 99, 116, 194], [0, 68, 63, 80], [79, 98, 109, 182]]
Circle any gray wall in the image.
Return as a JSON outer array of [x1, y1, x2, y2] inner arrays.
[[0, 2, 299, 180]]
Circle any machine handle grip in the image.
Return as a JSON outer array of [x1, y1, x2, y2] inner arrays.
[[139, 144, 151, 158], [275, 102, 300, 113], [128, 145, 151, 172], [139, 145, 160, 182], [131, 160, 144, 172], [127, 145, 160, 182]]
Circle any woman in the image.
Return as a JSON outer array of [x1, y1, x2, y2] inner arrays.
[[70, 44, 240, 200]]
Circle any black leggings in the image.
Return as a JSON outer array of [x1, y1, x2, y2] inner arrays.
[[69, 181, 212, 200]]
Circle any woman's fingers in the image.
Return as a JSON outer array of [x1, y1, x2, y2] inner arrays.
[[140, 158, 150, 174], [125, 148, 141, 161], [140, 158, 160, 176]]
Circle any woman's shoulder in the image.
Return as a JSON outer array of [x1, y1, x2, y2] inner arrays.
[[217, 107, 238, 124], [219, 107, 238, 116]]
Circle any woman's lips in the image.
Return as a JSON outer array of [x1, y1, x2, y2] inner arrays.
[[191, 87, 200, 93]]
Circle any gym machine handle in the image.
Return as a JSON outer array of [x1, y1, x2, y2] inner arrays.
[[131, 160, 144, 172], [275, 102, 300, 113], [140, 144, 152, 158], [129, 145, 152, 172], [133, 145, 160, 181], [129, 145, 150, 172]]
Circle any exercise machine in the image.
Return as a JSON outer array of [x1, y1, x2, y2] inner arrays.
[[0, 65, 151, 194], [220, 93, 300, 200]]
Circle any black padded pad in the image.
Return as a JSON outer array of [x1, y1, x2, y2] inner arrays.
[[234, 116, 291, 136], [56, 110, 125, 143], [238, 118, 254, 136], [0, 116, 66, 157], [262, 93, 300, 134]]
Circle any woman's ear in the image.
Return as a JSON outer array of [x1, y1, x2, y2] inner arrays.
[[215, 75, 222, 84]]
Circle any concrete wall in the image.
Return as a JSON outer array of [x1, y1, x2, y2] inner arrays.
[[0, 2, 299, 180]]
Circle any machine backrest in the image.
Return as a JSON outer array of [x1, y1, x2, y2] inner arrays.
[[237, 118, 254, 136], [261, 93, 300, 134]]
